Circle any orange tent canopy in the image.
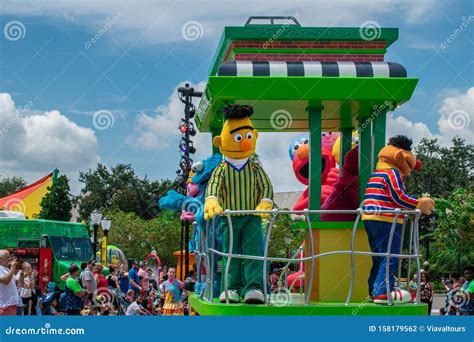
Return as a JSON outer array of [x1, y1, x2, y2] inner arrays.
[[0, 170, 57, 219]]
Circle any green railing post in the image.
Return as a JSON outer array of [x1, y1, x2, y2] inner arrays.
[[358, 113, 372, 204], [372, 111, 387, 166], [340, 127, 353, 171], [308, 107, 322, 221]]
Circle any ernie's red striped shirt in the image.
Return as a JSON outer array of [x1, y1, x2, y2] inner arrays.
[[362, 167, 420, 223]]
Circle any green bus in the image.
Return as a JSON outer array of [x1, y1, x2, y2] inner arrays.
[[0, 214, 93, 290]]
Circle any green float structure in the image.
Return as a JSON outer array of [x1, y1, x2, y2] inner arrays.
[[191, 16, 426, 315]]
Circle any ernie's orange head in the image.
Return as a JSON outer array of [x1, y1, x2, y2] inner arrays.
[[378, 135, 421, 176]]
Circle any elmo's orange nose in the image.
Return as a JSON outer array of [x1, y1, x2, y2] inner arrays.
[[240, 140, 252, 151], [296, 144, 309, 159]]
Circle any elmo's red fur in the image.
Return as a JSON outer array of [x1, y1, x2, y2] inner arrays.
[[320, 147, 359, 221]]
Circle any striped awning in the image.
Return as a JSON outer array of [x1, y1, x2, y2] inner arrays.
[[217, 61, 407, 78]]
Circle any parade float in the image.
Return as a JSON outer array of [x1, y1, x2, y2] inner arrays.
[[170, 16, 428, 315]]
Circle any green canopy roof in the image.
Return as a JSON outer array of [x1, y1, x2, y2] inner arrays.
[[195, 76, 418, 132]]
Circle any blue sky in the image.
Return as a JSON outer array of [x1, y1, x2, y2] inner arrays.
[[0, 0, 472, 193]]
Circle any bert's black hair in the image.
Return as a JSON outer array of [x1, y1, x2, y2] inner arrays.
[[223, 105, 254, 120], [388, 135, 413, 151]]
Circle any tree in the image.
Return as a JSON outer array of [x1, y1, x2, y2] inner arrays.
[[38, 175, 72, 221], [106, 210, 182, 266], [77, 163, 177, 221], [266, 210, 306, 260], [406, 137, 474, 197], [0, 176, 26, 197], [424, 188, 474, 275], [404, 138, 474, 276]]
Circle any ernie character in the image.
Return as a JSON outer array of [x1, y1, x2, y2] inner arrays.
[[204, 105, 273, 304], [362, 135, 435, 304]]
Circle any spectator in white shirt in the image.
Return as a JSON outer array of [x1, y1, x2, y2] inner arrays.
[[125, 296, 148, 316], [0, 250, 19, 315]]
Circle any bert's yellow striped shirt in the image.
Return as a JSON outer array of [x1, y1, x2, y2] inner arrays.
[[206, 159, 273, 211]]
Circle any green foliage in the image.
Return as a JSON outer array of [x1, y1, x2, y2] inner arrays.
[[424, 188, 474, 274], [106, 210, 182, 267], [38, 175, 72, 221], [403, 138, 473, 276], [406, 137, 474, 197], [265, 209, 306, 259], [0, 176, 26, 197], [77, 163, 176, 221]]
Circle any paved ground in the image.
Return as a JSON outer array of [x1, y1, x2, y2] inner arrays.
[[430, 294, 446, 315]]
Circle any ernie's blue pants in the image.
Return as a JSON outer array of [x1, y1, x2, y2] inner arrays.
[[364, 220, 402, 297]]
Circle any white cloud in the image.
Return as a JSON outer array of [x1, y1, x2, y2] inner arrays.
[[386, 113, 434, 145], [0, 93, 100, 192], [258, 132, 305, 193], [128, 81, 209, 153], [387, 87, 474, 146], [1, 0, 440, 45], [402, 0, 438, 24], [437, 87, 473, 144]]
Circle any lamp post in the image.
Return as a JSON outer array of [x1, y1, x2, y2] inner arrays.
[[101, 218, 112, 265], [90, 209, 102, 260], [177, 84, 202, 280]]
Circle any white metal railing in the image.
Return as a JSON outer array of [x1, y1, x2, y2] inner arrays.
[[195, 208, 422, 307], [277, 245, 305, 296]]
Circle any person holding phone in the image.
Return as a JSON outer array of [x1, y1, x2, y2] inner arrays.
[[0, 250, 19, 315], [19, 262, 38, 315]]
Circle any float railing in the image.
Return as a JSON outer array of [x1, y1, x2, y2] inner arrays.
[[278, 244, 305, 295], [195, 208, 422, 306]]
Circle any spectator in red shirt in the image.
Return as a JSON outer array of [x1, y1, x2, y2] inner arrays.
[[93, 264, 110, 314], [138, 261, 150, 292]]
